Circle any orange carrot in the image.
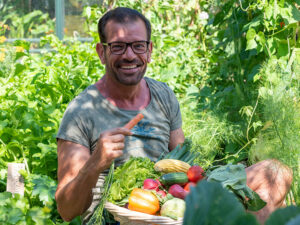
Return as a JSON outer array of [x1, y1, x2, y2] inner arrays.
[[124, 113, 144, 130]]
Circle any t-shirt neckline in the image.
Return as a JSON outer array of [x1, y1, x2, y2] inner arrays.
[[91, 77, 153, 113]]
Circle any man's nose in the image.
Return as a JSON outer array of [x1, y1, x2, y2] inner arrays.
[[123, 44, 136, 60]]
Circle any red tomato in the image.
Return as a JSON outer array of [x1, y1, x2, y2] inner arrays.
[[187, 165, 205, 183], [184, 182, 196, 192]]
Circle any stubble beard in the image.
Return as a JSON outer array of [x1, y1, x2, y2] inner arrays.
[[105, 57, 148, 86]]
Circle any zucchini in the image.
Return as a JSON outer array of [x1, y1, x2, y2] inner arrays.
[[160, 172, 188, 186]]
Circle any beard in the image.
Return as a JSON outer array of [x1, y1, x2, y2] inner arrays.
[[105, 56, 148, 86]]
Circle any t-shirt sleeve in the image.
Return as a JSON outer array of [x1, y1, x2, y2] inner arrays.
[[165, 84, 182, 131], [56, 107, 90, 149]]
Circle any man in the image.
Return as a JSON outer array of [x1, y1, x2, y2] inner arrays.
[[55, 7, 184, 224], [55, 7, 292, 225]]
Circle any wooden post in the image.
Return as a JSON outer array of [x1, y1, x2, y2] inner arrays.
[[6, 163, 25, 196]]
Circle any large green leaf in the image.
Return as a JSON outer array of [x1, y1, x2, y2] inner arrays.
[[265, 206, 300, 225], [206, 164, 266, 211], [287, 215, 300, 225], [183, 181, 248, 225]]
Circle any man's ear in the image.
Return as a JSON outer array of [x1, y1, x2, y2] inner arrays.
[[147, 41, 153, 63], [96, 43, 106, 64]]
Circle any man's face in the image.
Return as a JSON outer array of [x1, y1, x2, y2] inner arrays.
[[97, 19, 152, 86]]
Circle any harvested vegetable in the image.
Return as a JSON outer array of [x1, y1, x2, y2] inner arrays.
[[157, 190, 167, 198], [87, 162, 115, 225], [187, 165, 205, 183], [128, 188, 160, 215], [143, 178, 160, 191], [124, 113, 144, 129], [154, 159, 191, 173], [168, 184, 187, 199], [108, 157, 160, 205], [160, 198, 186, 220], [160, 172, 188, 186], [183, 182, 196, 192], [158, 144, 199, 165]]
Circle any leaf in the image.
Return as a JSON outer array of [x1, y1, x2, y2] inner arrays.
[[246, 40, 257, 51], [265, 6, 273, 20], [26, 207, 53, 225], [291, 4, 300, 22], [267, 38, 276, 55], [246, 28, 256, 41], [253, 121, 263, 131], [206, 164, 266, 211], [276, 40, 289, 57], [247, 64, 261, 81], [242, 17, 262, 32], [199, 86, 212, 97], [232, 213, 260, 225], [265, 206, 300, 225], [287, 215, 300, 225], [256, 31, 266, 45], [183, 181, 246, 225], [7, 208, 24, 224], [14, 63, 26, 75], [31, 175, 57, 206]]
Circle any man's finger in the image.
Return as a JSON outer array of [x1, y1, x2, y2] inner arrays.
[[112, 150, 123, 158], [112, 142, 125, 150], [109, 127, 133, 136], [110, 134, 125, 143]]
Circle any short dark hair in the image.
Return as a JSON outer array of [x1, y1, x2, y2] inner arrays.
[[98, 7, 151, 43]]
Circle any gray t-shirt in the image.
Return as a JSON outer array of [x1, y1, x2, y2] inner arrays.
[[56, 77, 182, 223]]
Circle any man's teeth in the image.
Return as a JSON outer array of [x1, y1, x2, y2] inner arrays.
[[121, 65, 138, 69]]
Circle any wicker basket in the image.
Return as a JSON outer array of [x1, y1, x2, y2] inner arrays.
[[105, 202, 183, 225]]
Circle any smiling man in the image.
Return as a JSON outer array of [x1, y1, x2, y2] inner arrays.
[[55, 7, 292, 225], [55, 7, 184, 224]]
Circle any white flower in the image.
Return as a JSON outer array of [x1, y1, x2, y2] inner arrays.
[[199, 11, 209, 20]]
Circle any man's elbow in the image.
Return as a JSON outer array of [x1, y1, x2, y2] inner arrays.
[[55, 192, 77, 222], [56, 202, 75, 221]]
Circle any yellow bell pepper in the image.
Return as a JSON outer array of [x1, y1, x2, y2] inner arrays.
[[128, 188, 160, 215]]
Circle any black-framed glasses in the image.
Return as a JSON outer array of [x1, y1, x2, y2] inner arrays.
[[102, 41, 150, 55]]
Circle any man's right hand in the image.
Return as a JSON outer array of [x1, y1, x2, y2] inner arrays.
[[93, 127, 132, 171]]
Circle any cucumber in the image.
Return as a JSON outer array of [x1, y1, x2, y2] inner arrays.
[[160, 172, 188, 186]]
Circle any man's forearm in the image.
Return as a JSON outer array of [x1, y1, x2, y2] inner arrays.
[[55, 160, 102, 222]]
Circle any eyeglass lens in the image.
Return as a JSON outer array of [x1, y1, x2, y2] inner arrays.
[[110, 41, 148, 54]]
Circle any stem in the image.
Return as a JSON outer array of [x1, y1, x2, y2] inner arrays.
[[246, 96, 259, 142], [22, 148, 30, 174], [238, 0, 250, 11], [232, 6, 244, 95]]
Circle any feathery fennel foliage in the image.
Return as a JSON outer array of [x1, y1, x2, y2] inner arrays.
[[249, 58, 300, 205]]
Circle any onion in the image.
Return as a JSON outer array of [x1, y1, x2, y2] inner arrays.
[[143, 178, 160, 191], [168, 184, 188, 199]]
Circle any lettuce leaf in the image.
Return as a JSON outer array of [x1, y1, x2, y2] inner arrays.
[[107, 157, 161, 205]]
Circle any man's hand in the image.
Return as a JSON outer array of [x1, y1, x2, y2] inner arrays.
[[246, 159, 293, 224], [93, 127, 132, 171]]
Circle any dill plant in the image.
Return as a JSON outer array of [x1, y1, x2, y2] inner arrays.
[[249, 58, 300, 205], [180, 101, 245, 168]]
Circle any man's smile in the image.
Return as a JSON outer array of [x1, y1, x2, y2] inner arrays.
[[120, 65, 138, 69]]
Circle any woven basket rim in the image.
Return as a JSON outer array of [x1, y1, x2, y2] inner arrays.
[[105, 202, 183, 224]]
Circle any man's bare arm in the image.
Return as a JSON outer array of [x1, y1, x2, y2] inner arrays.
[[168, 127, 185, 151], [55, 128, 132, 221], [55, 140, 99, 221]]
